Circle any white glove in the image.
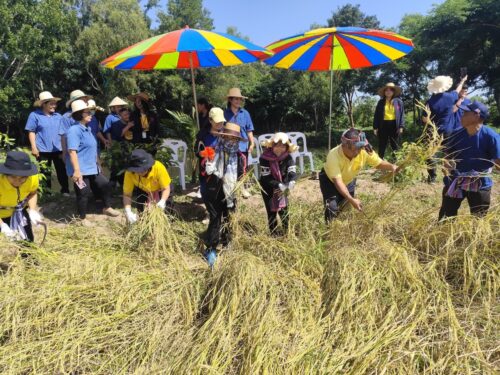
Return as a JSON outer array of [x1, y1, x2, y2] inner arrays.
[[157, 199, 166, 210], [28, 210, 43, 226], [278, 183, 287, 192], [205, 161, 216, 175], [124, 207, 138, 224], [287, 181, 296, 191], [1, 222, 15, 240]]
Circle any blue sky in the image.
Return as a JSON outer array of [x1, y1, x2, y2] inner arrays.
[[200, 0, 445, 46]]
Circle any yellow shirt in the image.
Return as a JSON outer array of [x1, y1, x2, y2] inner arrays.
[[324, 145, 382, 185], [384, 100, 396, 121], [0, 174, 39, 218], [123, 160, 171, 196]]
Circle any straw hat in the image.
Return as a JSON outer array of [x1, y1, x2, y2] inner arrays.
[[226, 87, 248, 99], [209, 107, 225, 123], [427, 76, 453, 94], [212, 122, 247, 141], [127, 92, 150, 102], [261, 132, 299, 153], [34, 91, 61, 107], [377, 82, 402, 97], [71, 99, 92, 114], [108, 96, 128, 108], [66, 89, 92, 108]]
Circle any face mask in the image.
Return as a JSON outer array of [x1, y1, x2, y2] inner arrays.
[[222, 137, 239, 152], [90, 110, 95, 116]]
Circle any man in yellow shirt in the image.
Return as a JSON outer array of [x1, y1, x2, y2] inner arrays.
[[319, 128, 399, 221], [0, 151, 43, 242], [122, 149, 172, 223]]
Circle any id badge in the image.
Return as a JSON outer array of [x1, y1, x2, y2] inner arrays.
[[142, 131, 147, 139]]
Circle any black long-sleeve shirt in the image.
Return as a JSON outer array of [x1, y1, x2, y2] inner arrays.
[[259, 155, 297, 196]]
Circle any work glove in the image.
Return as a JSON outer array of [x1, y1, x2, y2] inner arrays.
[[205, 161, 216, 175], [278, 183, 287, 192], [28, 210, 43, 226], [0, 222, 15, 241], [157, 199, 166, 210], [287, 181, 296, 191], [124, 207, 138, 224]]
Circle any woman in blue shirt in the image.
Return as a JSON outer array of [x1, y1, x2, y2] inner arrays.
[[25, 91, 69, 195], [66, 100, 120, 220]]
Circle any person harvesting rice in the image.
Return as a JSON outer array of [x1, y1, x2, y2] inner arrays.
[[0, 151, 43, 242], [123, 149, 173, 224], [319, 128, 399, 222], [439, 101, 500, 219], [259, 132, 298, 236], [198, 122, 247, 267]]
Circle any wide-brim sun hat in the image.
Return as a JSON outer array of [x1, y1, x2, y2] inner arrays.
[[127, 149, 155, 173], [34, 91, 61, 107], [226, 87, 248, 99], [212, 122, 248, 141], [377, 82, 402, 97], [209, 107, 225, 123], [66, 89, 93, 108], [0, 151, 38, 177], [71, 99, 92, 114], [108, 96, 128, 108], [261, 132, 299, 153], [127, 92, 150, 102], [427, 76, 453, 94]]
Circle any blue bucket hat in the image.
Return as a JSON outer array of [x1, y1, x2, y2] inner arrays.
[[459, 101, 489, 120]]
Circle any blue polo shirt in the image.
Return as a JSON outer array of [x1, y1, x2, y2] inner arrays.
[[427, 91, 459, 135], [66, 123, 98, 177], [444, 126, 500, 189], [224, 107, 254, 152], [25, 110, 63, 152], [105, 119, 127, 141], [58, 111, 79, 138], [103, 113, 120, 133]]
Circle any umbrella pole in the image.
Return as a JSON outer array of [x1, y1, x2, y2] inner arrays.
[[328, 68, 333, 151], [189, 53, 200, 129]]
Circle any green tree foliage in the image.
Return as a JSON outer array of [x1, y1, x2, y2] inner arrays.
[[157, 0, 213, 33]]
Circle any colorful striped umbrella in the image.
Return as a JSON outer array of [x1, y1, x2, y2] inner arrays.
[[101, 26, 273, 127], [265, 27, 414, 148]]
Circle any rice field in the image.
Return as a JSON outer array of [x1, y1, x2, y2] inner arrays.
[[0, 176, 498, 374]]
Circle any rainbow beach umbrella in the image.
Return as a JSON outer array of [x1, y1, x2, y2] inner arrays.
[[265, 27, 414, 148], [101, 26, 273, 127]]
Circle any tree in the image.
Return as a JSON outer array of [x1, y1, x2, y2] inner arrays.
[[157, 0, 213, 33]]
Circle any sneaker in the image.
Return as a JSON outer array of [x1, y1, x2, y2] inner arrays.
[[102, 207, 121, 217], [241, 188, 251, 199], [196, 188, 202, 199], [204, 248, 217, 268]]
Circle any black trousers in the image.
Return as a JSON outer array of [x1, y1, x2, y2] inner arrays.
[[74, 174, 112, 219], [1, 210, 34, 242], [134, 185, 175, 214], [261, 191, 289, 235], [319, 170, 356, 222], [377, 120, 399, 159], [38, 152, 69, 193], [438, 187, 491, 220], [202, 185, 232, 248]]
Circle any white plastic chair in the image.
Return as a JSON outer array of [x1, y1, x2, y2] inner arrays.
[[286, 132, 314, 174], [247, 144, 261, 178], [161, 139, 187, 190]]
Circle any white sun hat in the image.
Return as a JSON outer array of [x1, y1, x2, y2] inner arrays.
[[71, 99, 92, 114], [427, 76, 453, 94], [66, 89, 93, 108], [34, 91, 61, 107], [261, 132, 299, 153], [108, 96, 128, 108]]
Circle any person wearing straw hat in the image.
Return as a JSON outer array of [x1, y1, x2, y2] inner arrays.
[[128, 92, 159, 144], [198, 122, 247, 267], [25, 91, 69, 196], [122, 149, 172, 224], [319, 128, 399, 222], [103, 96, 128, 136], [259, 132, 298, 236], [373, 82, 405, 159], [66, 100, 120, 220], [105, 107, 135, 143], [224, 87, 255, 198], [439, 101, 500, 220], [424, 75, 468, 183], [59, 90, 93, 164], [0, 151, 43, 242]]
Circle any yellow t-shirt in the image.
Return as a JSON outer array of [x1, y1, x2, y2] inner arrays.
[[123, 160, 171, 196], [0, 174, 39, 218], [384, 100, 396, 121], [324, 145, 382, 185]]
